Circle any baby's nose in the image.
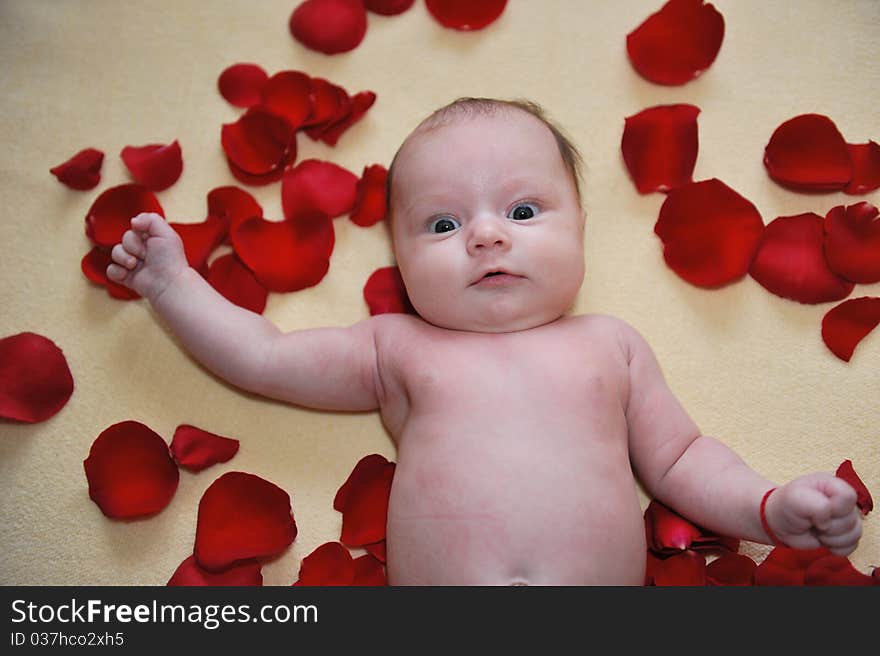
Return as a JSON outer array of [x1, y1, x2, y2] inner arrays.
[[466, 215, 511, 255]]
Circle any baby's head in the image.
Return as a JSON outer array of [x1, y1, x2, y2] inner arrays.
[[387, 98, 586, 333]]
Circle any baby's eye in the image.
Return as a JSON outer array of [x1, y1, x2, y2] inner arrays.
[[507, 202, 539, 221], [429, 216, 461, 233]]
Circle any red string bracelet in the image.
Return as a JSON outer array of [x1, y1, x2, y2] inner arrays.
[[760, 487, 787, 547]]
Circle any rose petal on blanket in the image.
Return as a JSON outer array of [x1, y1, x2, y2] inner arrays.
[[171, 215, 228, 276], [218, 63, 269, 108], [289, 0, 368, 54], [260, 70, 313, 129], [622, 104, 700, 193], [83, 421, 179, 519], [221, 108, 296, 176], [425, 0, 507, 31], [293, 542, 355, 586], [168, 555, 263, 586], [81, 247, 141, 300], [206, 185, 263, 243], [194, 471, 297, 572], [706, 553, 756, 586], [170, 425, 240, 472], [231, 214, 334, 292], [302, 77, 350, 133], [649, 550, 707, 586], [50, 147, 104, 190], [804, 554, 875, 586], [207, 253, 269, 315], [835, 460, 873, 515], [120, 140, 183, 191], [281, 159, 359, 222], [644, 499, 704, 552], [364, 0, 415, 16], [754, 546, 833, 586], [85, 184, 164, 248], [363, 266, 415, 315], [353, 553, 387, 586], [844, 141, 880, 194], [749, 213, 854, 304], [654, 178, 764, 288], [626, 0, 724, 85], [821, 297, 880, 362], [334, 454, 395, 547], [0, 333, 74, 423], [823, 202, 880, 284], [364, 540, 386, 563], [763, 114, 852, 192], [350, 164, 388, 227], [311, 90, 376, 146]]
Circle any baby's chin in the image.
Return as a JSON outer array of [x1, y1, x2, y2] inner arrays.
[[414, 304, 572, 334]]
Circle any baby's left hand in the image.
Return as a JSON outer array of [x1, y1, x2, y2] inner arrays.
[[764, 473, 862, 556]]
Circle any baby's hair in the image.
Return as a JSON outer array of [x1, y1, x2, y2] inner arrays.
[[385, 97, 585, 221]]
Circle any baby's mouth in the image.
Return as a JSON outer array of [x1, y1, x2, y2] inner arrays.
[[471, 270, 525, 287]]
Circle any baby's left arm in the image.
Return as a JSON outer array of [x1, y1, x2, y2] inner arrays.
[[618, 320, 861, 555]]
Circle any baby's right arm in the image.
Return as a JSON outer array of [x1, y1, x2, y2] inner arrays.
[[107, 213, 380, 412]]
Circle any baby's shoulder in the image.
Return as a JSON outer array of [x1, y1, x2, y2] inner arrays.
[[565, 313, 648, 358]]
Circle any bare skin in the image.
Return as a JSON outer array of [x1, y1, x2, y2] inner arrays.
[[107, 107, 862, 585]]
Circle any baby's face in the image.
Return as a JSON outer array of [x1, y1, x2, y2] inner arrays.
[[389, 109, 585, 333]]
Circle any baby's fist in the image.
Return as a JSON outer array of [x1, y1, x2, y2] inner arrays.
[[765, 473, 862, 556], [107, 212, 186, 302]]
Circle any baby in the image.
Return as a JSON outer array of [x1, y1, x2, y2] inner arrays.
[[107, 98, 862, 585]]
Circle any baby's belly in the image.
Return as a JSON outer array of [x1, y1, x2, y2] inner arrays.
[[385, 421, 647, 585]]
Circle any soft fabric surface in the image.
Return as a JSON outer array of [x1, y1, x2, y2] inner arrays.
[[1, 0, 877, 585]]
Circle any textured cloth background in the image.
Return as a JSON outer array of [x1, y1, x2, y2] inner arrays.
[[1, 0, 877, 585]]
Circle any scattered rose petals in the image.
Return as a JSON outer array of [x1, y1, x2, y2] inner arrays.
[[763, 114, 852, 192], [821, 297, 880, 362], [0, 332, 74, 423], [626, 0, 724, 85], [206, 185, 263, 243], [294, 542, 356, 586], [364, 266, 415, 316], [706, 552, 756, 586], [350, 164, 387, 227], [289, 0, 368, 54], [218, 63, 268, 108], [425, 0, 507, 31], [170, 425, 240, 472], [207, 253, 269, 314], [749, 213, 854, 304], [221, 108, 297, 183], [260, 70, 313, 129], [654, 178, 764, 288], [282, 159, 359, 222], [803, 554, 876, 586], [364, 540, 386, 563], [334, 454, 395, 547], [353, 553, 387, 585], [753, 546, 825, 586], [194, 471, 297, 571], [81, 247, 141, 300], [648, 550, 707, 585], [310, 90, 376, 147], [302, 77, 350, 133], [823, 202, 880, 284], [232, 214, 334, 292], [622, 104, 700, 193], [120, 140, 183, 191], [171, 215, 228, 275], [644, 499, 704, 552], [168, 555, 263, 586], [845, 141, 880, 194], [365, 0, 414, 16], [50, 148, 104, 190], [83, 421, 179, 519], [85, 184, 164, 249], [836, 460, 873, 515]]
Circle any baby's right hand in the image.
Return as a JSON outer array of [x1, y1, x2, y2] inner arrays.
[[107, 212, 187, 302]]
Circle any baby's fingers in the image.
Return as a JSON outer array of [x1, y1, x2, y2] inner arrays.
[[817, 516, 862, 556], [122, 229, 146, 259], [106, 262, 129, 283], [111, 243, 139, 270]]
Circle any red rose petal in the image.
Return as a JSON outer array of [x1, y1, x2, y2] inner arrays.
[[260, 70, 313, 129], [364, 0, 414, 16], [282, 159, 359, 222], [170, 425, 240, 472], [293, 542, 355, 586], [171, 215, 228, 276], [231, 214, 334, 292], [845, 141, 880, 194], [626, 0, 725, 86], [206, 185, 263, 243], [644, 499, 704, 552], [226, 157, 289, 187], [425, 0, 507, 31], [218, 63, 269, 108], [804, 554, 875, 586], [763, 114, 852, 192], [333, 454, 391, 512], [651, 550, 707, 586], [821, 297, 880, 362], [85, 184, 164, 249], [0, 332, 74, 423], [302, 77, 350, 133], [312, 90, 376, 147], [836, 459, 873, 515], [206, 253, 269, 315], [81, 247, 141, 300], [622, 104, 700, 193], [120, 140, 183, 191], [50, 148, 104, 190], [83, 421, 179, 519], [353, 553, 387, 586], [289, 0, 368, 55], [749, 213, 855, 304], [824, 202, 880, 284], [221, 108, 297, 176], [363, 266, 415, 315], [364, 540, 386, 563], [168, 555, 262, 586], [350, 164, 388, 227], [194, 471, 297, 572], [654, 178, 765, 288], [706, 553, 756, 586], [754, 546, 829, 586], [334, 454, 395, 547]]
